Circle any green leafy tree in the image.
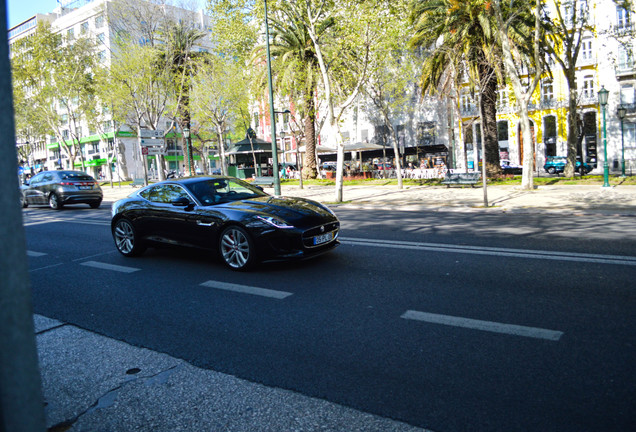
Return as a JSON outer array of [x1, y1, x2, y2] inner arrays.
[[410, 0, 503, 177]]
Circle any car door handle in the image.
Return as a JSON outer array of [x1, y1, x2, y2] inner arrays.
[[196, 220, 214, 226]]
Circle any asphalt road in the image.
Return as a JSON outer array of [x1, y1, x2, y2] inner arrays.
[[23, 204, 636, 432]]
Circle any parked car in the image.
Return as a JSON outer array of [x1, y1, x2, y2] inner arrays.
[[110, 176, 340, 271], [21, 170, 102, 210], [321, 161, 337, 171], [543, 156, 592, 175], [500, 159, 522, 175]]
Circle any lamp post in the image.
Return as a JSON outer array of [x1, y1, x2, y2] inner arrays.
[[618, 105, 626, 177], [598, 86, 610, 187], [264, 0, 281, 195], [183, 126, 191, 176]]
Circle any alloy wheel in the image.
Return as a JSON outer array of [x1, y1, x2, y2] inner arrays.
[[219, 226, 253, 270]]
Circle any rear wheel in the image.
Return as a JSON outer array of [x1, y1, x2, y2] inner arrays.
[[113, 218, 145, 257], [49, 193, 63, 210], [547, 167, 556, 175], [89, 200, 102, 209], [219, 226, 255, 271], [20, 194, 28, 208]]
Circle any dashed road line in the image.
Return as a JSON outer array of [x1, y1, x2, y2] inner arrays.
[[201, 280, 293, 299], [80, 261, 140, 273], [27, 250, 47, 257], [401, 310, 563, 341]]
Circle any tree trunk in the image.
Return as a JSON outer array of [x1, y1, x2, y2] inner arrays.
[[302, 89, 317, 179], [564, 72, 578, 178], [478, 61, 501, 177]]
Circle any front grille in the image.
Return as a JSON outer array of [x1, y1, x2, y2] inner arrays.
[[302, 222, 340, 248]]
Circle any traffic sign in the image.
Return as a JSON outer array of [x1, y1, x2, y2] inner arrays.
[[139, 129, 165, 138], [140, 138, 165, 146], [146, 147, 164, 156]]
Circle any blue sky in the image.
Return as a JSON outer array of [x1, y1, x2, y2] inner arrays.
[[7, 0, 58, 28], [6, 0, 207, 29]]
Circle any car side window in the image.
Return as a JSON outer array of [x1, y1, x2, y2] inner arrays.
[[42, 174, 54, 182], [30, 173, 44, 184], [145, 184, 190, 204]]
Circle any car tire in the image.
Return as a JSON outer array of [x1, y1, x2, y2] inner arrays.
[[547, 167, 556, 175], [49, 193, 63, 210], [219, 225, 255, 271], [21, 194, 28, 208], [89, 200, 102, 209], [112, 218, 145, 257]]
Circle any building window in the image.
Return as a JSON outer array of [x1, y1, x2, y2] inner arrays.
[[618, 44, 634, 71], [253, 112, 259, 130], [497, 88, 509, 108], [543, 116, 557, 157], [417, 121, 436, 147], [97, 33, 105, 43], [67, 28, 74, 41], [98, 50, 107, 63], [80, 21, 89, 34], [621, 84, 635, 104], [617, 6, 631, 30], [497, 121, 509, 142], [541, 79, 554, 101], [581, 38, 593, 61], [95, 15, 104, 28], [581, 75, 595, 98]]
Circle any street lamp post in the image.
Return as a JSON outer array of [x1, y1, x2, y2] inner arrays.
[[264, 0, 281, 195], [618, 105, 626, 177], [183, 127, 191, 176], [598, 86, 610, 188]]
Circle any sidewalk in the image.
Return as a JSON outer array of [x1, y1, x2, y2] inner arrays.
[[35, 315, 428, 431], [100, 182, 636, 215], [36, 181, 635, 430]]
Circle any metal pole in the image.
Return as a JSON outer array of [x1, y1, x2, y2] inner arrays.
[[602, 103, 610, 187], [0, 0, 47, 427], [264, 0, 281, 195], [621, 118, 625, 177]]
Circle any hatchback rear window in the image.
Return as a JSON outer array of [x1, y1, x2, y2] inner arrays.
[[60, 173, 93, 180]]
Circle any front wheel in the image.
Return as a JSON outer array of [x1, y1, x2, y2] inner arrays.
[[546, 167, 556, 175], [219, 226, 255, 271], [112, 218, 145, 257], [49, 193, 63, 210], [89, 200, 102, 209]]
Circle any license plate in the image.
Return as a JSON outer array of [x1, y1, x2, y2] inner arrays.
[[313, 232, 333, 245], [78, 186, 92, 190]]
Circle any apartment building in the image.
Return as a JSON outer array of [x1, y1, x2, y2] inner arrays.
[[459, 0, 635, 174], [10, 0, 213, 181]]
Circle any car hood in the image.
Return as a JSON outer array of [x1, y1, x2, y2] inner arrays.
[[221, 196, 336, 225]]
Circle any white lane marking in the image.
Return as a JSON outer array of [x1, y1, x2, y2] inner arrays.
[[29, 263, 64, 272], [401, 310, 563, 341], [201, 281, 293, 299], [340, 237, 636, 266], [72, 251, 117, 262], [27, 251, 47, 257], [80, 261, 140, 273]]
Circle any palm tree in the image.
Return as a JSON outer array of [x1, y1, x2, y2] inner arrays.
[[410, 0, 502, 176], [258, 8, 333, 180], [159, 21, 207, 176]]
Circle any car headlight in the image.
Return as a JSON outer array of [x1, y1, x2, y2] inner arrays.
[[255, 215, 294, 229]]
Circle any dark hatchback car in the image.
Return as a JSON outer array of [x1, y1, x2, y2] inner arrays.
[[543, 156, 592, 175], [111, 176, 340, 270], [21, 170, 103, 210]]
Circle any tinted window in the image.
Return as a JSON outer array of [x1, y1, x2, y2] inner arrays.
[[144, 184, 189, 204], [60, 171, 93, 181], [186, 178, 265, 205]]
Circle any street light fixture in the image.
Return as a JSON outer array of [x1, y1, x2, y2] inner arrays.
[[618, 105, 627, 177], [183, 126, 191, 176], [598, 86, 610, 187]]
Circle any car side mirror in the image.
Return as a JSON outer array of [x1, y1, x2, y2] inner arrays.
[[171, 197, 191, 207]]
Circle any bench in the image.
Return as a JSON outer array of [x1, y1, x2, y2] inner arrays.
[[251, 176, 275, 187], [131, 178, 145, 187], [441, 172, 481, 187]]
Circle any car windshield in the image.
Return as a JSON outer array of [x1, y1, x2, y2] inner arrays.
[[186, 178, 267, 205]]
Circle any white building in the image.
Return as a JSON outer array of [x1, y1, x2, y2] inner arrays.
[[9, 0, 213, 181]]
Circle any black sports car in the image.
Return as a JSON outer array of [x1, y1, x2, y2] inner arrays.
[[110, 176, 340, 270]]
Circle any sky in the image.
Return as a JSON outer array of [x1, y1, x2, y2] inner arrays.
[[7, 0, 58, 28], [6, 0, 207, 29]]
